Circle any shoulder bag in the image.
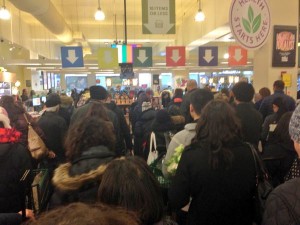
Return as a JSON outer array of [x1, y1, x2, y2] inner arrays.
[[24, 114, 49, 160]]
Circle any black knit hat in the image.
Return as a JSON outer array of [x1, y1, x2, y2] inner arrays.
[[46, 93, 61, 107], [89, 85, 108, 100]]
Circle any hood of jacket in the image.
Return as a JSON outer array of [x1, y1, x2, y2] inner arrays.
[[52, 145, 115, 192], [171, 115, 185, 125], [184, 122, 197, 131], [140, 108, 156, 122], [105, 101, 117, 112]]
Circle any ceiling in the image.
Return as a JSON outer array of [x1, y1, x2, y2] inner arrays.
[[1, 0, 255, 73]]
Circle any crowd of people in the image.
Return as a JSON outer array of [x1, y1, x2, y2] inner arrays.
[[0, 79, 300, 225]]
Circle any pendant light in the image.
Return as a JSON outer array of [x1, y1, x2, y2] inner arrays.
[[95, 0, 105, 21], [194, 0, 205, 22], [0, 0, 10, 20]]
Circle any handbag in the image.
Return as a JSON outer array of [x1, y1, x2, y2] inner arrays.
[[248, 143, 273, 224], [24, 114, 49, 160], [147, 132, 158, 165]]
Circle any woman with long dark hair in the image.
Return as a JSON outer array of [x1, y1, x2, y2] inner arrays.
[[168, 100, 256, 225]]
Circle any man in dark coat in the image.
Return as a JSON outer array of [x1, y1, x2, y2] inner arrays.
[[232, 81, 263, 148], [180, 79, 198, 124]]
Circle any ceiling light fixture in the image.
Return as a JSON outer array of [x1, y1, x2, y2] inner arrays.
[[195, 0, 205, 22], [95, 0, 105, 21], [0, 0, 10, 20]]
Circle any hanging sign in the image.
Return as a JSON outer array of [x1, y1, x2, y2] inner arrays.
[[97, 48, 119, 69], [133, 47, 153, 67], [272, 25, 297, 67], [228, 46, 247, 66], [61, 46, 84, 68], [166, 46, 185, 67], [142, 0, 175, 34], [198, 46, 218, 66], [229, 0, 271, 50]]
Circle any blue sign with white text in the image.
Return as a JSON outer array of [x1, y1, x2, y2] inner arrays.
[[198, 46, 218, 66], [61, 46, 84, 68]]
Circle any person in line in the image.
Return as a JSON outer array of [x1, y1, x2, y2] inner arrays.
[[37, 93, 67, 175], [259, 80, 295, 120], [180, 79, 198, 124], [71, 85, 122, 155], [20, 89, 29, 103], [163, 89, 214, 179], [263, 104, 300, 224], [0, 109, 33, 222], [98, 156, 175, 225], [169, 88, 184, 108], [231, 81, 263, 148], [27, 202, 139, 225], [169, 100, 256, 225], [50, 117, 116, 207], [254, 87, 271, 111]]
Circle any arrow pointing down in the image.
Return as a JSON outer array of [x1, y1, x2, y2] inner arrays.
[[137, 49, 148, 64], [203, 49, 214, 63], [171, 49, 181, 63], [66, 50, 78, 64], [104, 51, 113, 63], [233, 49, 243, 62]]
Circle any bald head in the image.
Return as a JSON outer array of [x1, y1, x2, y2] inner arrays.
[[187, 79, 197, 92]]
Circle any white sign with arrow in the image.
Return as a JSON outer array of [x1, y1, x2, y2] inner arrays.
[[171, 49, 181, 63], [142, 0, 175, 34], [66, 50, 78, 64], [203, 49, 214, 63]]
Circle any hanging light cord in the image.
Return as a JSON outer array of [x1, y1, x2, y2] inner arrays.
[[98, 0, 101, 9]]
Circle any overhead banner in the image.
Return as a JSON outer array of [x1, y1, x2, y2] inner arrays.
[[142, 0, 175, 34], [229, 0, 271, 50], [272, 25, 297, 67]]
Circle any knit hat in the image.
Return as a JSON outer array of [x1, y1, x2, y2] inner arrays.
[[142, 102, 152, 112], [156, 110, 171, 123], [46, 93, 61, 107], [289, 104, 300, 143], [89, 85, 108, 100]]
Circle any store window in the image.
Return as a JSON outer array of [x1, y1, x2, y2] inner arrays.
[[139, 73, 151, 89], [65, 74, 88, 93], [160, 73, 172, 89]]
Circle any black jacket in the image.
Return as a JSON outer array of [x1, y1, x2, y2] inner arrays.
[[263, 178, 300, 225], [0, 143, 32, 213], [51, 145, 115, 207], [235, 103, 263, 147], [169, 140, 256, 225], [105, 101, 132, 153]]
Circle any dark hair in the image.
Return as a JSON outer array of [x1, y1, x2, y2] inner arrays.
[[28, 202, 140, 225], [273, 80, 285, 90], [194, 100, 242, 169], [137, 93, 150, 105], [272, 97, 288, 122], [259, 87, 271, 98], [98, 156, 164, 225], [190, 89, 214, 115], [0, 95, 25, 124], [86, 102, 109, 121], [65, 117, 116, 161], [232, 82, 255, 102], [161, 91, 171, 108], [173, 88, 183, 98], [220, 88, 230, 97]]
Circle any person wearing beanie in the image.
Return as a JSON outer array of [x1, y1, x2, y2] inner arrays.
[[284, 104, 300, 181], [38, 93, 67, 174], [70, 85, 123, 156]]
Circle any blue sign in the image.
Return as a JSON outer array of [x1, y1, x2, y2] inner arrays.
[[61, 46, 84, 68], [198, 46, 218, 66]]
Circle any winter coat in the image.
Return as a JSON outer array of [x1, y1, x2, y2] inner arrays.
[[162, 122, 196, 178], [0, 142, 32, 213], [105, 101, 132, 154], [51, 145, 115, 207], [235, 102, 263, 148], [263, 178, 300, 225], [0, 213, 22, 225], [38, 111, 68, 165], [133, 108, 156, 158], [169, 139, 256, 225]]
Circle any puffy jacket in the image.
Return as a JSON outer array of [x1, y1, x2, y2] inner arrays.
[[51, 145, 115, 207], [263, 178, 300, 225]]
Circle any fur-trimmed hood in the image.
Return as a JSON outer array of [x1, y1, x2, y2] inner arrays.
[[52, 162, 107, 192], [52, 145, 115, 192]]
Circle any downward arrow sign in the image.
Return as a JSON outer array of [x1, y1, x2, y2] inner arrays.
[[171, 49, 181, 63], [137, 49, 148, 64], [233, 49, 243, 62], [203, 49, 214, 63], [104, 51, 112, 63], [66, 50, 78, 64]]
